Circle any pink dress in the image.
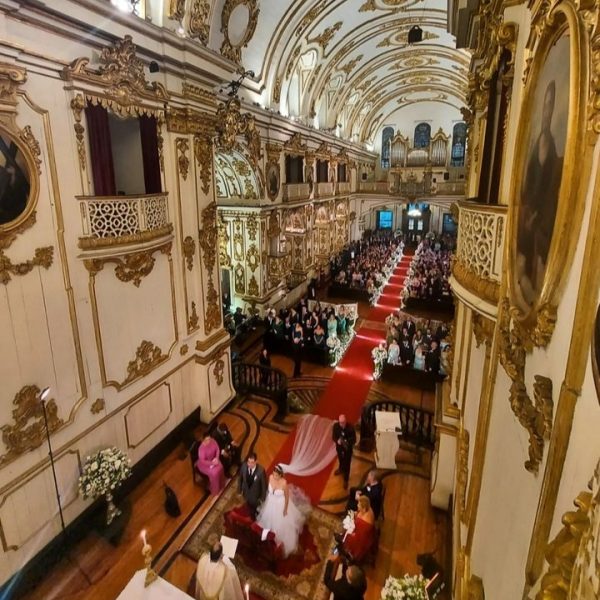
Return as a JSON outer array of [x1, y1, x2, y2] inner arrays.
[[196, 438, 225, 495]]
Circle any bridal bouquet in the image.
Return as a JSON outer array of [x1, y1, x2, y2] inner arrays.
[[342, 510, 355, 535], [372, 344, 388, 380], [78, 447, 132, 500], [381, 574, 428, 600]]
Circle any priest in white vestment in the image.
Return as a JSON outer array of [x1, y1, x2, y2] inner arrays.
[[195, 541, 244, 600]]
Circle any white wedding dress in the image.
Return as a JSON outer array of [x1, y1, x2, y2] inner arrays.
[[257, 484, 309, 557]]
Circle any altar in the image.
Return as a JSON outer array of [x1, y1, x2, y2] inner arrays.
[[116, 570, 194, 600], [374, 410, 401, 469]]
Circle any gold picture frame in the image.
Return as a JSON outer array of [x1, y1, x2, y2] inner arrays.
[[0, 124, 40, 240], [506, 1, 588, 348]]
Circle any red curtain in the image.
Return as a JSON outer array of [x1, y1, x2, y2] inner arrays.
[[84, 103, 116, 196], [139, 115, 162, 194]]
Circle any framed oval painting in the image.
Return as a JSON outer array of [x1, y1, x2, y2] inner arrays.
[[507, 3, 588, 341]]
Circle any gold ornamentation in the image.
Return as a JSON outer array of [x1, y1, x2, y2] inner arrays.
[[169, 0, 185, 22], [220, 0, 260, 63], [213, 356, 225, 385], [71, 94, 87, 172], [0, 213, 37, 252], [452, 260, 500, 305], [157, 116, 165, 172], [0, 63, 27, 104], [472, 314, 494, 348], [498, 298, 554, 473], [176, 138, 190, 180], [272, 77, 282, 103], [188, 301, 200, 331], [183, 236, 196, 271], [268, 211, 280, 238], [246, 215, 258, 241], [246, 244, 260, 272], [0, 385, 63, 468], [180, 344, 189, 355], [234, 263, 245, 294], [296, 1, 326, 35], [457, 428, 470, 523], [78, 224, 173, 251], [0, 246, 54, 285], [62, 35, 169, 109], [181, 83, 216, 106], [166, 107, 217, 136], [339, 55, 363, 76], [199, 202, 222, 334], [247, 274, 259, 297], [286, 47, 302, 78], [359, 0, 377, 10], [307, 21, 342, 52], [114, 251, 156, 287], [189, 0, 210, 44], [284, 132, 307, 155], [122, 341, 168, 387], [194, 134, 213, 195], [218, 215, 231, 268], [90, 398, 105, 414]]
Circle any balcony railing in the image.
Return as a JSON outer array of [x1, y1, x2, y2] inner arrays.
[[282, 183, 311, 202], [358, 181, 389, 193], [434, 180, 466, 195], [77, 192, 172, 248], [232, 362, 288, 416], [451, 201, 507, 305], [337, 181, 351, 194], [315, 181, 334, 197]]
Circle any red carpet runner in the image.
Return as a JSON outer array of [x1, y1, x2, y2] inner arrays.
[[269, 251, 413, 504]]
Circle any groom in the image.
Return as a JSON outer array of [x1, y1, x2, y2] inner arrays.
[[238, 452, 267, 520]]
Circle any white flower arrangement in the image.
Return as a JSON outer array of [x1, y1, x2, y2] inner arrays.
[[342, 510, 355, 535], [328, 331, 355, 367], [372, 345, 388, 380], [381, 574, 428, 600], [78, 447, 132, 500]]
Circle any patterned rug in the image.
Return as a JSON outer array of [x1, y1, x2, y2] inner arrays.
[[182, 481, 338, 600]]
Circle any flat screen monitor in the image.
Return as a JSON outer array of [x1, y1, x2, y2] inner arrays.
[[377, 210, 393, 229]]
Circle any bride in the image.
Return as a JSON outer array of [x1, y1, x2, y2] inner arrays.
[[256, 464, 309, 557]]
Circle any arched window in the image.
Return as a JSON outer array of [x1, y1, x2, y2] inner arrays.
[[413, 123, 431, 148], [451, 122, 467, 167], [381, 126, 394, 169]]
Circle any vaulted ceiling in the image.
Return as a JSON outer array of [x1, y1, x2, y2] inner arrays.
[[207, 0, 470, 144]]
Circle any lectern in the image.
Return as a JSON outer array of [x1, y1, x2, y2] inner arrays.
[[374, 410, 401, 469]]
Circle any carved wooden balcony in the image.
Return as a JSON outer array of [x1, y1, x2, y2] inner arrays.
[[358, 181, 389, 194], [434, 180, 466, 196], [451, 201, 507, 311], [282, 183, 311, 202], [337, 181, 351, 194], [314, 182, 334, 198], [77, 192, 173, 249]]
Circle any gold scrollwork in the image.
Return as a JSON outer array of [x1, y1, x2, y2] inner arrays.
[[220, 0, 260, 64], [218, 215, 231, 268], [234, 263, 245, 294], [169, 0, 185, 22], [457, 427, 470, 523], [90, 398, 105, 414], [452, 260, 500, 305], [70, 94, 87, 173], [0, 385, 63, 468], [246, 214, 258, 241], [247, 274, 259, 297], [180, 344, 189, 355], [284, 132, 307, 156], [114, 251, 156, 287], [188, 301, 200, 331], [194, 134, 213, 195], [199, 202, 222, 334], [307, 21, 342, 52], [213, 356, 225, 385], [0, 246, 54, 285], [246, 244, 260, 272], [176, 137, 190, 180], [472, 314, 495, 348], [122, 340, 168, 387], [183, 236, 196, 271], [498, 299, 554, 473], [189, 0, 210, 43]]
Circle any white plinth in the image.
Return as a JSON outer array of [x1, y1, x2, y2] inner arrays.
[[116, 570, 194, 600], [375, 410, 401, 470]]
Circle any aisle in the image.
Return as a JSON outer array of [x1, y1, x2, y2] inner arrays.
[[269, 250, 412, 504]]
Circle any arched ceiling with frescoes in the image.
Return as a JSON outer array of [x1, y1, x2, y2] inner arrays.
[[207, 0, 470, 144]]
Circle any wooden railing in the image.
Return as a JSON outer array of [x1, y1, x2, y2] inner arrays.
[[337, 181, 351, 194], [282, 183, 311, 202], [358, 181, 389, 193], [315, 181, 334, 197], [359, 400, 436, 452], [231, 362, 288, 415]]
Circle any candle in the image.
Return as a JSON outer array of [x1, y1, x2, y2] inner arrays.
[[141, 529, 147, 547], [244, 583, 250, 600]]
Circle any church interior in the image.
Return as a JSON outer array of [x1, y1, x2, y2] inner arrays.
[[0, 0, 599, 598]]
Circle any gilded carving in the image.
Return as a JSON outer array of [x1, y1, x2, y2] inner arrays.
[[246, 245, 260, 272], [90, 398, 105, 414], [194, 134, 213, 195], [498, 298, 554, 473], [114, 251, 156, 287], [122, 341, 168, 387], [268, 211, 280, 238], [71, 94, 87, 172], [176, 138, 190, 180], [272, 76, 282, 103], [199, 202, 222, 334], [0, 246, 54, 285], [0, 385, 63, 468], [218, 215, 231, 268], [457, 428, 470, 523], [307, 21, 342, 52], [180, 344, 189, 355], [213, 356, 225, 385], [246, 215, 258, 241], [234, 263, 245, 294], [169, 0, 185, 21], [0, 63, 27, 104], [189, 0, 210, 44], [452, 259, 500, 305], [296, 1, 326, 36], [247, 274, 259, 297], [538, 459, 600, 599], [339, 55, 363, 76], [183, 236, 196, 271], [284, 132, 307, 155], [188, 301, 200, 331], [220, 0, 260, 63], [472, 314, 494, 348], [157, 116, 165, 172]]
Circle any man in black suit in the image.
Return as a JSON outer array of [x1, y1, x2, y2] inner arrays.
[[238, 452, 267, 520], [324, 563, 367, 600], [345, 469, 383, 520], [212, 422, 241, 473], [426, 340, 441, 375], [332, 414, 356, 489]]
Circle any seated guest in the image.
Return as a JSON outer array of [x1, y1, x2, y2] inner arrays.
[[387, 339, 400, 365], [313, 323, 326, 347], [332, 496, 376, 565], [195, 539, 244, 600], [400, 339, 414, 367], [414, 344, 426, 370], [346, 469, 383, 520], [213, 422, 241, 472], [196, 432, 226, 495], [324, 564, 367, 600], [426, 340, 441, 374]]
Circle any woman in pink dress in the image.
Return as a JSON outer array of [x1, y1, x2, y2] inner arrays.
[[196, 433, 225, 495]]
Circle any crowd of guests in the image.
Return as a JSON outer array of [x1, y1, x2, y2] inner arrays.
[[403, 233, 454, 303], [379, 311, 451, 374], [331, 230, 404, 293]]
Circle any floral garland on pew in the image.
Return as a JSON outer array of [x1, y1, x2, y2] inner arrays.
[[371, 343, 388, 380], [327, 328, 355, 367], [381, 574, 428, 599]]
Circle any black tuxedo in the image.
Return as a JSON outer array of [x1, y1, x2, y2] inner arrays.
[[238, 463, 267, 519], [332, 423, 356, 483], [346, 481, 383, 519], [212, 426, 240, 471]]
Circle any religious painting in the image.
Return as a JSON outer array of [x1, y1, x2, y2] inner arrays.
[[0, 129, 32, 227], [266, 162, 280, 201], [513, 33, 570, 310]]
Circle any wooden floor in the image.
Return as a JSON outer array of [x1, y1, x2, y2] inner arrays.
[[19, 297, 451, 600]]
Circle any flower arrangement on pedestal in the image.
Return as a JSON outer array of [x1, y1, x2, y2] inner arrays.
[[78, 447, 132, 525], [327, 331, 355, 367], [372, 343, 388, 380], [381, 574, 428, 600]]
